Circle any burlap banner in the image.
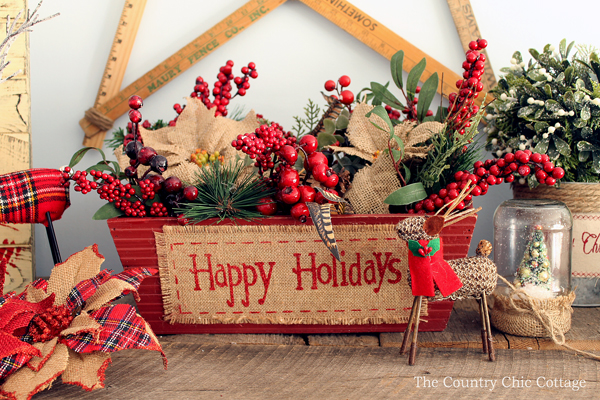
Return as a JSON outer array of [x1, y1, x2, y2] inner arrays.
[[155, 224, 424, 325], [572, 214, 600, 278]]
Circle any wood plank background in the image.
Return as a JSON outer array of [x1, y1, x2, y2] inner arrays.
[[0, 0, 34, 294]]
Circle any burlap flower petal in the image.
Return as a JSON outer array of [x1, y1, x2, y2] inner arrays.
[[327, 145, 375, 161], [345, 103, 390, 156], [60, 313, 101, 339], [61, 349, 111, 392], [402, 121, 444, 147], [46, 245, 105, 303], [0, 342, 69, 400], [26, 338, 58, 372], [24, 286, 50, 304], [115, 97, 259, 182], [344, 152, 401, 214]]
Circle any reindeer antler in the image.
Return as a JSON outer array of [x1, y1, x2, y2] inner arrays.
[[423, 181, 479, 236]]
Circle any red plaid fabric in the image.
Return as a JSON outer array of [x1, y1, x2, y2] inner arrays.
[[65, 270, 112, 312], [0, 353, 32, 380], [0, 168, 70, 227], [61, 304, 151, 353]]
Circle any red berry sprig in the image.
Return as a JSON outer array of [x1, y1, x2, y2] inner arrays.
[[176, 60, 258, 122], [324, 75, 354, 108], [63, 95, 199, 218], [408, 149, 565, 213], [446, 38, 487, 135]]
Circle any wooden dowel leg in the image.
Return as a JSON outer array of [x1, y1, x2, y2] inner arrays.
[[409, 296, 423, 366], [400, 296, 418, 355], [478, 298, 488, 354], [482, 294, 495, 362], [45, 211, 62, 265]]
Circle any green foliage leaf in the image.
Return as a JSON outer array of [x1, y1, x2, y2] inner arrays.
[[518, 106, 536, 118], [591, 61, 600, 79], [92, 202, 124, 220], [559, 38, 566, 60], [69, 147, 107, 169], [384, 182, 427, 206], [577, 140, 594, 152], [391, 134, 404, 154], [317, 132, 338, 149], [335, 114, 349, 130], [369, 82, 404, 109], [581, 126, 593, 139], [564, 66, 574, 83], [403, 164, 411, 183], [563, 90, 576, 109], [406, 58, 426, 101], [544, 84, 552, 98], [529, 48, 540, 61], [390, 50, 404, 90], [593, 151, 600, 174], [545, 99, 561, 112], [547, 140, 559, 159], [513, 51, 523, 64], [534, 122, 549, 133], [366, 105, 394, 136], [390, 149, 403, 161], [566, 41, 575, 58], [534, 137, 549, 154], [553, 136, 571, 156], [581, 104, 591, 121], [579, 150, 591, 162], [416, 72, 438, 122]]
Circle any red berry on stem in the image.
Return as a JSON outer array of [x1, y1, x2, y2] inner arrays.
[[298, 185, 316, 203], [138, 146, 157, 166], [552, 167, 565, 179], [324, 173, 339, 188], [518, 165, 531, 176], [280, 186, 301, 205], [306, 152, 328, 170], [278, 168, 300, 188], [299, 135, 318, 154], [290, 202, 310, 223], [164, 176, 183, 193], [338, 75, 351, 87], [324, 80, 336, 91], [340, 90, 354, 105], [279, 145, 298, 164], [128, 109, 142, 123], [183, 186, 198, 201], [257, 197, 277, 216], [128, 95, 143, 110]]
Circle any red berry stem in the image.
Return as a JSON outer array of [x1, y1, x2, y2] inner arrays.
[[408, 149, 565, 214]]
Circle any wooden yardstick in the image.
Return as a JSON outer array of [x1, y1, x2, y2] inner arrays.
[[81, 0, 146, 148], [446, 0, 496, 92], [81, 0, 490, 146]]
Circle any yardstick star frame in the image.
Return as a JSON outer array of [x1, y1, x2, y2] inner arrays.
[[81, 0, 495, 147]]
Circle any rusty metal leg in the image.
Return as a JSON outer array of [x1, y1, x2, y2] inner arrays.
[[478, 298, 488, 354], [409, 296, 423, 366], [482, 294, 495, 361], [400, 296, 418, 355]]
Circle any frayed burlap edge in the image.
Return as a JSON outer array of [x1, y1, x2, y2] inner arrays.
[[154, 224, 425, 325]]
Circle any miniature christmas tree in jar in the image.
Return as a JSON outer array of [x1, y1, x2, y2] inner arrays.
[[515, 225, 553, 298], [493, 199, 572, 298]]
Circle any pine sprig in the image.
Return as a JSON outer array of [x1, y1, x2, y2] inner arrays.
[[291, 99, 321, 137], [175, 160, 274, 223]]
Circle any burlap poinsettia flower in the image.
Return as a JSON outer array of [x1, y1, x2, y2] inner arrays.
[[114, 97, 260, 183], [0, 245, 165, 400], [330, 103, 445, 214], [328, 102, 443, 162]]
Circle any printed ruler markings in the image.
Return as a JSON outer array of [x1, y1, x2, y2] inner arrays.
[[446, 0, 496, 93], [96, 0, 287, 122], [299, 0, 477, 105], [81, 0, 489, 144], [81, 0, 147, 147]]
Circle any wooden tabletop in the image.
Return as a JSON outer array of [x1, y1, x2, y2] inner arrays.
[[30, 300, 600, 399]]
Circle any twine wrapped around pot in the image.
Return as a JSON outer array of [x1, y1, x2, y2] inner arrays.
[[491, 275, 600, 361], [513, 182, 600, 214]]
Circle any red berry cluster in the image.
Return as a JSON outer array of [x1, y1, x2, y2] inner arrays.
[[232, 122, 297, 173], [401, 85, 434, 121], [232, 126, 340, 222], [170, 60, 258, 122], [65, 95, 200, 218], [324, 75, 354, 106], [29, 305, 73, 343], [408, 149, 565, 213], [447, 38, 488, 135]]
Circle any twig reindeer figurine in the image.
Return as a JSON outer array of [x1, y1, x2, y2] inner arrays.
[[395, 183, 497, 365]]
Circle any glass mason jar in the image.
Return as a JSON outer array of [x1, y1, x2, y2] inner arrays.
[[493, 199, 572, 298]]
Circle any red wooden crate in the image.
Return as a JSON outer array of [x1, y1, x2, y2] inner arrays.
[[107, 214, 476, 334]]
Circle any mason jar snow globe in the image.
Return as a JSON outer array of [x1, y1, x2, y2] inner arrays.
[[493, 199, 572, 298]]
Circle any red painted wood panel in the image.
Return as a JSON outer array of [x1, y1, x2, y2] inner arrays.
[[108, 214, 475, 335]]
